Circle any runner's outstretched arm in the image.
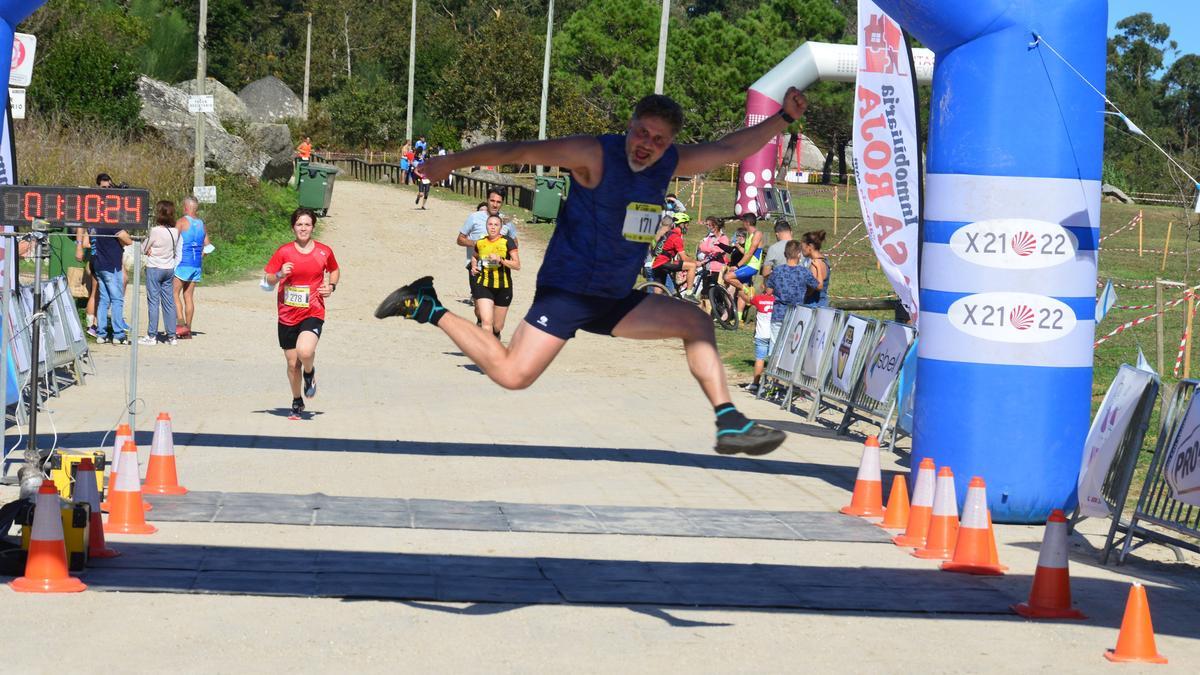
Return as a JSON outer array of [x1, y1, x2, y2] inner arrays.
[[675, 87, 808, 177], [419, 137, 603, 187]]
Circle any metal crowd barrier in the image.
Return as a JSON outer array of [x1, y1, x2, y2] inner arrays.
[[758, 306, 917, 440], [5, 276, 90, 425], [835, 321, 916, 443], [1113, 379, 1200, 564], [1075, 365, 1161, 564], [781, 307, 845, 421]]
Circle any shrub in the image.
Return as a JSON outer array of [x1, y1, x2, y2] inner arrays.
[[29, 33, 143, 132]]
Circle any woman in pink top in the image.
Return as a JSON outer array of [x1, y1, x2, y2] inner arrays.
[[697, 216, 730, 276]]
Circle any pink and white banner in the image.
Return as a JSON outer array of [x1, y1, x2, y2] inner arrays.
[[852, 0, 920, 322]]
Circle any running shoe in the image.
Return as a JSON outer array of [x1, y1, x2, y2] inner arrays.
[[743, 384, 759, 395], [86, 325, 98, 338], [715, 423, 787, 456], [303, 369, 316, 398], [374, 276, 443, 323], [138, 335, 157, 346], [95, 336, 110, 345], [290, 397, 305, 417]]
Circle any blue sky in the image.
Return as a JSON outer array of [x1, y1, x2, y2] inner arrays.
[[1108, 1, 1196, 66]]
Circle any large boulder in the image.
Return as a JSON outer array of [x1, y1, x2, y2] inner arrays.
[[176, 77, 248, 122], [798, 134, 827, 171], [238, 76, 303, 123], [246, 123, 295, 183], [137, 76, 269, 179]]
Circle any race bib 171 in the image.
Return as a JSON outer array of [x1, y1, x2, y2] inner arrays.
[[622, 202, 663, 243]]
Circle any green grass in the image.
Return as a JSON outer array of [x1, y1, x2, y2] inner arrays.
[[199, 175, 298, 284]]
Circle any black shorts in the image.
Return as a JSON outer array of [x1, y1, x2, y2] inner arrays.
[[472, 284, 514, 307], [651, 263, 682, 285], [524, 286, 648, 340], [467, 266, 478, 294], [278, 317, 324, 350], [418, 181, 431, 194]]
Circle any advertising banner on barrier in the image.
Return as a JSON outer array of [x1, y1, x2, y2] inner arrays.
[[1164, 388, 1200, 506], [863, 322, 915, 401], [832, 315, 869, 391], [802, 308, 837, 378], [852, 0, 920, 323], [1077, 366, 1156, 517], [779, 306, 814, 375]]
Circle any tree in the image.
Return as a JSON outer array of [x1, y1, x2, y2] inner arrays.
[[322, 76, 406, 147], [430, 9, 543, 143], [1164, 54, 1200, 155]]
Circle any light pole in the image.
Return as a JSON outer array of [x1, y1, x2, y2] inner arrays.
[[302, 12, 312, 119], [654, 0, 669, 94], [537, 0, 555, 176], [193, 0, 208, 190], [405, 0, 416, 142]]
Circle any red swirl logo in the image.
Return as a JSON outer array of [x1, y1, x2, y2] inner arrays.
[[1011, 231, 1036, 257], [1009, 304, 1035, 330]]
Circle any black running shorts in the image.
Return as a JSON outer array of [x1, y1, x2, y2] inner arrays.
[[523, 286, 648, 340], [278, 317, 324, 350], [471, 284, 514, 307]]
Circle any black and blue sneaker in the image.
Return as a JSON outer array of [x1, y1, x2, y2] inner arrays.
[[713, 403, 786, 455], [375, 275, 447, 324]]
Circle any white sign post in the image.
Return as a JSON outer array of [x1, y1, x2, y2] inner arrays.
[[8, 88, 24, 120], [193, 185, 217, 203], [9, 33, 36, 87], [187, 95, 215, 114], [1077, 366, 1156, 517]]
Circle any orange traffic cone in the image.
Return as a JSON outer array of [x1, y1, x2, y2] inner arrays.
[[75, 458, 119, 558], [893, 458, 935, 547], [986, 511, 1008, 572], [10, 481, 87, 593], [1012, 509, 1085, 619], [1104, 582, 1167, 663], [103, 426, 151, 513], [143, 412, 187, 495], [913, 466, 958, 559], [941, 477, 1004, 575], [840, 436, 884, 518], [104, 440, 157, 535], [878, 475, 910, 530]]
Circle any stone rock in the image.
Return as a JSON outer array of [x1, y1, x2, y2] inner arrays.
[[137, 75, 269, 179], [460, 128, 497, 149], [1102, 183, 1133, 204], [466, 169, 515, 185], [798, 134, 827, 170], [175, 77, 248, 122], [247, 123, 295, 183], [238, 76, 303, 123]]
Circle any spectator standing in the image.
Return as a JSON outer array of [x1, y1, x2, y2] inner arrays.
[[140, 200, 180, 345], [75, 173, 113, 336], [414, 135, 427, 155], [84, 216, 134, 345], [174, 196, 210, 338], [801, 230, 830, 307], [664, 193, 687, 214], [404, 146, 418, 184], [767, 240, 818, 322], [745, 285, 775, 395], [761, 219, 799, 281], [400, 141, 412, 184]]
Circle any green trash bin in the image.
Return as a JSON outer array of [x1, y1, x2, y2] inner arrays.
[[298, 163, 339, 216], [293, 159, 309, 190], [532, 175, 568, 222]]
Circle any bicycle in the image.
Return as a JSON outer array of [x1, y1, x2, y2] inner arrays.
[[635, 265, 739, 330]]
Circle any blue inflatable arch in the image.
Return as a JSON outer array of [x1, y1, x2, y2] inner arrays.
[[874, 0, 1108, 521]]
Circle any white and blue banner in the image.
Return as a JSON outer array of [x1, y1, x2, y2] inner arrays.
[[1096, 280, 1116, 323]]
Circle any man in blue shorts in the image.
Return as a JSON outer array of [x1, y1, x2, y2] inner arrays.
[[377, 89, 808, 456]]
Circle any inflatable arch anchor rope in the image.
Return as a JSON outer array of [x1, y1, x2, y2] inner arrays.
[[733, 41, 934, 218]]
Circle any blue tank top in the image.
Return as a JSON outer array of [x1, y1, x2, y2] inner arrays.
[[179, 216, 206, 268], [537, 134, 679, 298], [806, 258, 831, 307]]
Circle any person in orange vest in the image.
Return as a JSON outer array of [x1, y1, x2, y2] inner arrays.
[[296, 137, 313, 161]]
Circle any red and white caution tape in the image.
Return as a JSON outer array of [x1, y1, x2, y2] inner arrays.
[[1174, 316, 1191, 377], [1095, 311, 1166, 348], [826, 222, 864, 251], [1099, 213, 1142, 243]]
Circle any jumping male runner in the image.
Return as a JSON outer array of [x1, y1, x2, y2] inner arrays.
[[377, 89, 807, 455]]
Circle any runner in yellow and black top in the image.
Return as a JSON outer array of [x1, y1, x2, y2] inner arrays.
[[472, 215, 521, 339]]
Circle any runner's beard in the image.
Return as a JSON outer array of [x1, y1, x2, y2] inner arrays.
[[627, 158, 649, 173]]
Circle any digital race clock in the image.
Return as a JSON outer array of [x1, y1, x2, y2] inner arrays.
[[0, 185, 151, 231]]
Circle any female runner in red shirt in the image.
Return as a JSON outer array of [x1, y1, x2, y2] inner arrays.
[[263, 207, 340, 417]]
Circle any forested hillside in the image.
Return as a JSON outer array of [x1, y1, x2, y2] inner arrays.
[[17, 1, 1198, 195]]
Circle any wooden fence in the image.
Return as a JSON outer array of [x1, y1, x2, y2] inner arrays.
[[311, 153, 534, 211]]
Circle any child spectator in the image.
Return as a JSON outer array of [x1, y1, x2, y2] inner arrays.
[[767, 240, 818, 323], [745, 285, 775, 395]]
